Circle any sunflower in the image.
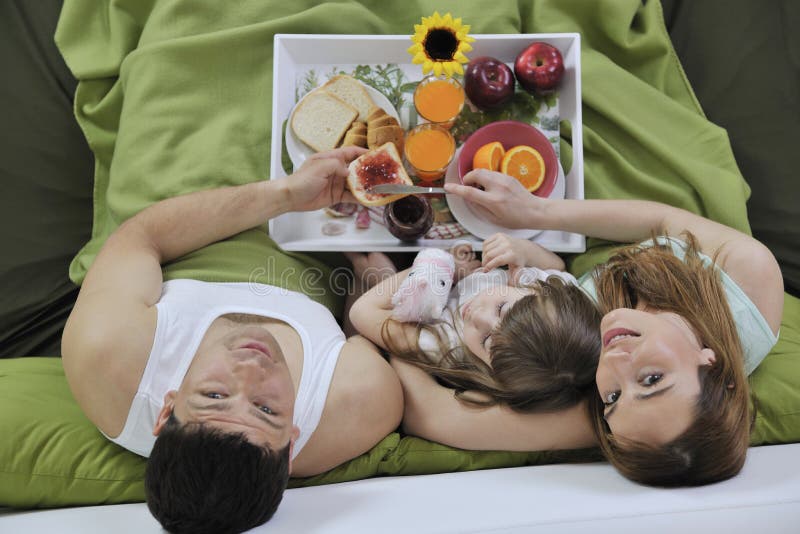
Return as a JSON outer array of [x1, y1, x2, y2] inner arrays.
[[408, 12, 475, 77]]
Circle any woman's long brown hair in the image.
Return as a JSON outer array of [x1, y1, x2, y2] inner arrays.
[[383, 277, 602, 412], [588, 233, 753, 486]]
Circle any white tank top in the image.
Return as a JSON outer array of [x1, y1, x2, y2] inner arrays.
[[104, 279, 346, 459]]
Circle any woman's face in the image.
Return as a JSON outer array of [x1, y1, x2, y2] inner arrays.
[[595, 307, 716, 444], [459, 285, 533, 364]]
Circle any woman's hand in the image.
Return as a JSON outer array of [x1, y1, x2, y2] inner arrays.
[[281, 146, 366, 212], [443, 169, 547, 229], [481, 233, 564, 272]]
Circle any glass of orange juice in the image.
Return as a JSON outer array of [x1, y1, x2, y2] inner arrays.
[[404, 123, 456, 181], [413, 75, 465, 128]]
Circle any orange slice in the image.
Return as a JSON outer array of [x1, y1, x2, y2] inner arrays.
[[472, 141, 505, 172], [500, 145, 546, 192]]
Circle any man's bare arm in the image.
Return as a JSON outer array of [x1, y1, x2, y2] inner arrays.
[[62, 148, 363, 432], [291, 336, 403, 476]]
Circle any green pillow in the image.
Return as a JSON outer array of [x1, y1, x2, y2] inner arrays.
[[2, 293, 799, 508], [0, 358, 145, 508], [750, 293, 800, 445]]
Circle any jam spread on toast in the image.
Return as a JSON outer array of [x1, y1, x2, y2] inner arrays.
[[357, 151, 400, 194]]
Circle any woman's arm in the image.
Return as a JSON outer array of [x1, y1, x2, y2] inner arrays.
[[445, 170, 784, 333], [391, 357, 596, 452]]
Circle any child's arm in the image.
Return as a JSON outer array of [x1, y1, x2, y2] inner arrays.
[[350, 245, 483, 347], [349, 268, 419, 352], [480, 233, 565, 273], [391, 357, 596, 451]]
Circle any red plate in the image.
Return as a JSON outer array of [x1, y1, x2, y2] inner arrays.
[[457, 120, 559, 198]]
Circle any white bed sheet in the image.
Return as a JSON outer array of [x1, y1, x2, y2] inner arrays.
[[2, 443, 799, 533]]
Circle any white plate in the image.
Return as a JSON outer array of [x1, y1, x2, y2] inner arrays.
[[445, 147, 566, 241], [285, 83, 401, 170]]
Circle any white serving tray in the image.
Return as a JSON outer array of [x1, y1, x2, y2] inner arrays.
[[269, 34, 585, 253]]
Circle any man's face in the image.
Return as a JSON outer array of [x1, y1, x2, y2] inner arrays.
[[155, 316, 299, 453]]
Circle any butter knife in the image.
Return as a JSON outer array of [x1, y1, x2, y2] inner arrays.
[[367, 184, 447, 195]]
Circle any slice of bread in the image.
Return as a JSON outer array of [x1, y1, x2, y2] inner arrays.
[[368, 115, 398, 129], [348, 121, 368, 135], [368, 125, 405, 154], [366, 106, 403, 153], [367, 106, 388, 123], [367, 106, 398, 124], [347, 142, 413, 207], [322, 75, 375, 122], [342, 121, 368, 148], [291, 91, 358, 152], [342, 133, 368, 148]]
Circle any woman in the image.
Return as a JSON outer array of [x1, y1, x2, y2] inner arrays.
[[349, 234, 603, 450], [435, 169, 783, 486]]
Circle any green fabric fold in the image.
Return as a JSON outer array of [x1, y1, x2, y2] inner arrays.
[[55, 0, 752, 285]]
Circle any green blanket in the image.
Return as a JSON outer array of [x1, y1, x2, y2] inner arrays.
[[2, 0, 787, 509], [56, 0, 750, 282]]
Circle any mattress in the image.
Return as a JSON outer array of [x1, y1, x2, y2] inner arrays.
[[2, 443, 799, 533]]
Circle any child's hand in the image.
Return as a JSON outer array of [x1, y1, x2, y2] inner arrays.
[[481, 233, 565, 272], [450, 242, 481, 282]]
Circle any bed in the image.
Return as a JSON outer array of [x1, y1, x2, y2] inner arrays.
[[1, 0, 799, 530], [3, 443, 800, 533]]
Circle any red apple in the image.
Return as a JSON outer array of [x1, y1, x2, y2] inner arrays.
[[514, 42, 564, 93], [464, 56, 515, 111]]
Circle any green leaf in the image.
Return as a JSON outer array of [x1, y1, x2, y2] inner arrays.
[[298, 70, 320, 100], [540, 114, 560, 131], [400, 82, 420, 93], [347, 63, 403, 109]]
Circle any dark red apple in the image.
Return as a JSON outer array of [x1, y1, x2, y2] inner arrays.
[[463, 56, 515, 111], [514, 42, 564, 93]]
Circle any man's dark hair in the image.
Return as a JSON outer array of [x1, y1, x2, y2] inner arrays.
[[145, 414, 291, 534]]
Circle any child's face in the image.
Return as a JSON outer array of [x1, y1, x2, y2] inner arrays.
[[459, 284, 534, 364]]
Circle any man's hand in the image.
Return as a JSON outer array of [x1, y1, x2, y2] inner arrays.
[[280, 146, 366, 212]]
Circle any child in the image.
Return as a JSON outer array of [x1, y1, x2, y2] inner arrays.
[[349, 233, 602, 413]]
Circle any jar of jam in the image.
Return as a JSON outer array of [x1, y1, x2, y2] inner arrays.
[[384, 195, 434, 242]]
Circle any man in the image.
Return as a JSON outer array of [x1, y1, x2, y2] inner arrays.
[[61, 147, 403, 533]]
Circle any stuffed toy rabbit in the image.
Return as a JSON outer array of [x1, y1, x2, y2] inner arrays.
[[391, 248, 455, 323]]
